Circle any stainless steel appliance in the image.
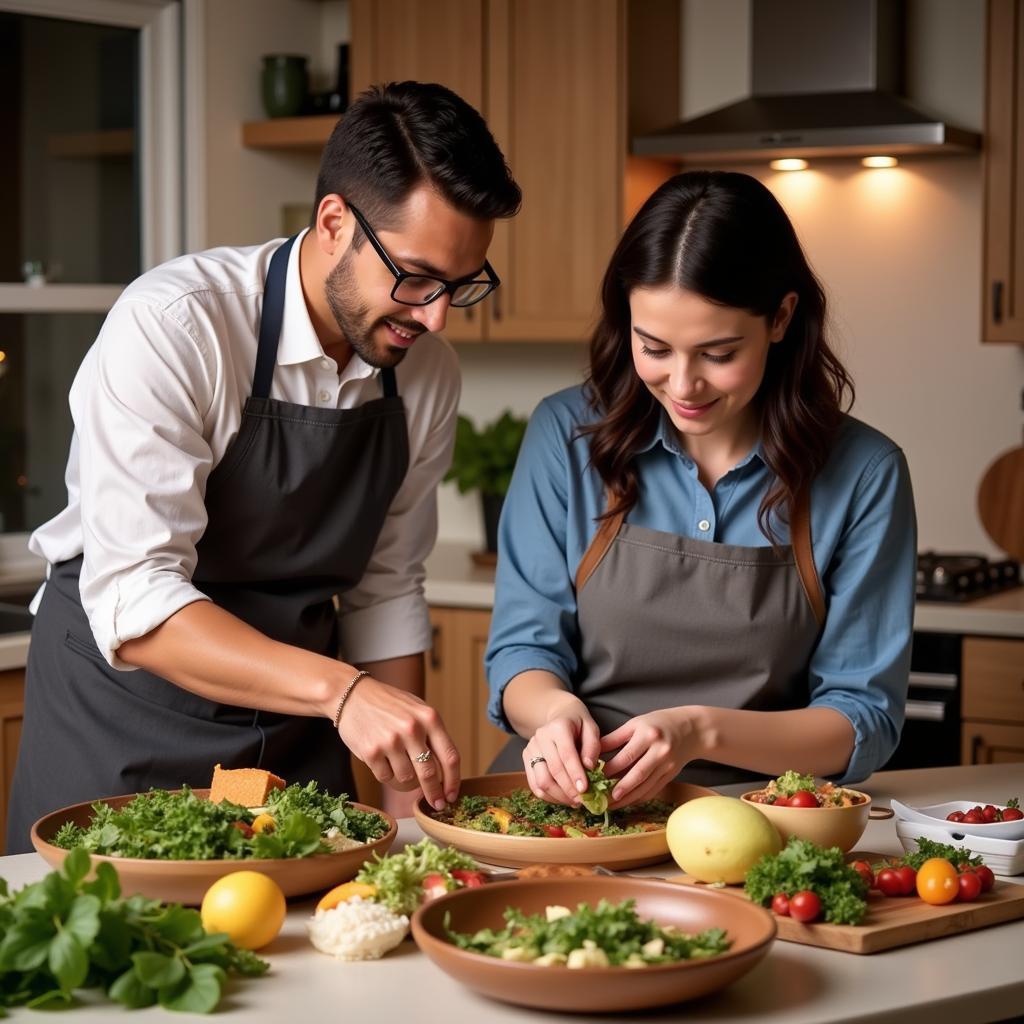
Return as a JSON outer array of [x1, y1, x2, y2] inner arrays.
[[917, 551, 1021, 602]]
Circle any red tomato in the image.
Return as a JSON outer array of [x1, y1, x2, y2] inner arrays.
[[962, 810, 986, 824], [982, 804, 1000, 822], [895, 866, 917, 896], [451, 869, 487, 888], [421, 873, 449, 900], [1002, 807, 1023, 821], [789, 890, 822, 923], [771, 893, 790, 916], [946, 811, 965, 822], [542, 825, 566, 838], [788, 790, 820, 808], [850, 860, 874, 888], [773, 796, 790, 806], [973, 865, 996, 892], [230, 821, 254, 839], [876, 867, 904, 897], [957, 871, 982, 902]]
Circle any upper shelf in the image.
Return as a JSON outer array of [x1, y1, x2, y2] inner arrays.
[[241, 115, 340, 150]]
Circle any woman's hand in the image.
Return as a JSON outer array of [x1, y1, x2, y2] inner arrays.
[[600, 707, 705, 808], [337, 676, 461, 812], [522, 691, 602, 806]]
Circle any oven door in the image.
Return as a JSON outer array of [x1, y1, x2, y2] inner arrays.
[[882, 632, 961, 770]]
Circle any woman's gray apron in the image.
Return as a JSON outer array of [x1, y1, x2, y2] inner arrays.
[[490, 487, 825, 787], [6, 235, 409, 852]]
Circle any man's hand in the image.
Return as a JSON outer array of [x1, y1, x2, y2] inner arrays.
[[337, 676, 460, 811]]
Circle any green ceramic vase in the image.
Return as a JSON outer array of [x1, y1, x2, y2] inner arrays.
[[261, 55, 308, 118]]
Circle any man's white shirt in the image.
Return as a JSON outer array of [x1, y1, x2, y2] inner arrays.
[[30, 230, 461, 669]]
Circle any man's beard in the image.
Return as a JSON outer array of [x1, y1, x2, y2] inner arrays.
[[324, 250, 421, 369]]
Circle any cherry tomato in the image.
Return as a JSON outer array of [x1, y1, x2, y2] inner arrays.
[[1002, 807, 1023, 821], [851, 860, 874, 888], [773, 796, 790, 806], [771, 893, 791, 916], [788, 790, 820, 808], [421, 873, 449, 901], [542, 825, 566, 838], [895, 866, 918, 896], [451, 869, 487, 888], [982, 804, 1000, 822], [946, 811, 965, 822], [789, 890, 822, 923], [973, 865, 996, 892], [875, 867, 903, 897], [962, 810, 986, 824], [957, 871, 982, 902], [916, 858, 959, 905]]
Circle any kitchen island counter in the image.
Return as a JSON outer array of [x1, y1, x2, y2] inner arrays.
[[0, 763, 1020, 1022]]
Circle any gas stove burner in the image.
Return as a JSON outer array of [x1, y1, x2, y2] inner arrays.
[[917, 550, 1021, 602]]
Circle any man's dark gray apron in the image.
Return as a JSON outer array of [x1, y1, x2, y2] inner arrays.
[[6, 235, 409, 852], [490, 486, 826, 787]]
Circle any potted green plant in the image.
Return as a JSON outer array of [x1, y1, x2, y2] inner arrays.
[[444, 410, 528, 556]]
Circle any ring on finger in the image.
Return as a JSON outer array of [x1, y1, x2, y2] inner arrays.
[[528, 755, 547, 769], [414, 749, 433, 763]]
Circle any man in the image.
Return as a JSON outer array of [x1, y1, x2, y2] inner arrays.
[[6, 81, 521, 852]]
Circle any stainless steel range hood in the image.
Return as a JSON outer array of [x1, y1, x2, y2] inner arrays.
[[633, 0, 980, 163]]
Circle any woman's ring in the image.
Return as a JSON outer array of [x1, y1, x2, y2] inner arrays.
[[529, 756, 547, 768], [414, 749, 433, 763]]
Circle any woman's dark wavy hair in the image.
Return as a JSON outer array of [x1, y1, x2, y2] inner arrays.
[[581, 170, 853, 542], [313, 81, 521, 238]]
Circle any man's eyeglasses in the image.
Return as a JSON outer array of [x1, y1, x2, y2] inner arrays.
[[348, 203, 500, 308]]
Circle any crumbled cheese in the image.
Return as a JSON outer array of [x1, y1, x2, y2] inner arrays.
[[533, 952, 568, 967], [567, 941, 610, 969], [641, 937, 664, 958], [545, 904, 572, 923], [322, 828, 365, 852], [307, 896, 408, 960], [500, 945, 535, 962]]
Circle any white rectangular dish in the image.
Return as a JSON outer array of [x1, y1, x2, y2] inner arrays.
[[895, 819, 1024, 876]]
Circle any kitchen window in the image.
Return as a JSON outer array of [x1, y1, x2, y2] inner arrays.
[[0, 0, 181, 547]]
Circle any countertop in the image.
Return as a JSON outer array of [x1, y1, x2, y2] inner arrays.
[[0, 763, 1021, 1022], [2, 542, 1022, 672]]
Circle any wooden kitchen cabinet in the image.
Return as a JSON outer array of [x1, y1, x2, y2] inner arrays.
[[346, 0, 680, 344], [961, 635, 1024, 764], [0, 669, 25, 855], [982, 0, 1024, 343]]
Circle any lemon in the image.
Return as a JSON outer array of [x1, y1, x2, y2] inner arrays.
[[201, 871, 286, 950], [666, 796, 782, 884]]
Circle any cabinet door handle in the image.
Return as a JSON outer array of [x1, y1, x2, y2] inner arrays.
[[429, 625, 442, 671], [992, 280, 1003, 324], [970, 734, 982, 765]]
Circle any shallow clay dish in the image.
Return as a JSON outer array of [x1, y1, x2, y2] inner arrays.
[[30, 789, 396, 905], [411, 875, 775, 1013], [415, 772, 715, 869], [740, 787, 888, 852]]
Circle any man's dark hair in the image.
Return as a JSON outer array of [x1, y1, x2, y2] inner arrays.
[[312, 81, 521, 236]]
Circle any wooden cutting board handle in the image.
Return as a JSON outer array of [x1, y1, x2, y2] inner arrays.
[[977, 446, 1024, 560]]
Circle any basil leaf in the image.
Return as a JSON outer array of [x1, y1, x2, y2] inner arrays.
[[64, 893, 101, 947], [61, 847, 91, 887], [109, 966, 158, 1009], [0, 915, 56, 971], [49, 929, 89, 992], [83, 861, 120, 902], [159, 963, 226, 1014], [150, 905, 205, 947], [131, 950, 186, 989]]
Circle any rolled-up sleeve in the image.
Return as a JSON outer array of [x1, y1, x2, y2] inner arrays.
[[808, 447, 917, 783], [73, 301, 217, 668], [337, 341, 461, 665], [485, 399, 582, 731]]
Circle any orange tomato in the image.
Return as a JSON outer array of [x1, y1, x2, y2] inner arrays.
[[915, 858, 959, 905]]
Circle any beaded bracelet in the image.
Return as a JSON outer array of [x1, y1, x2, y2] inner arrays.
[[332, 670, 370, 729]]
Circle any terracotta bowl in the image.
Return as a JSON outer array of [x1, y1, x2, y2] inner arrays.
[[30, 789, 396, 905], [740, 788, 881, 853], [411, 875, 775, 1013], [415, 772, 715, 869]]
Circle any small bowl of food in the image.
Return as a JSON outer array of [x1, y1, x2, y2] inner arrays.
[[890, 797, 1024, 841], [740, 771, 887, 853]]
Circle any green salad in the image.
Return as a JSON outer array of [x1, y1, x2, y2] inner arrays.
[[51, 783, 389, 861], [445, 898, 732, 967]]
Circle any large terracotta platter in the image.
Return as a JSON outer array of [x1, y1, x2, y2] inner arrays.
[[415, 772, 714, 869], [412, 875, 775, 1013], [30, 788, 396, 905]]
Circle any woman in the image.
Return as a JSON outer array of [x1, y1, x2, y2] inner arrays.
[[485, 170, 915, 808]]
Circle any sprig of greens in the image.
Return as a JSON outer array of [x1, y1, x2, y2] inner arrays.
[[772, 771, 817, 797], [744, 837, 868, 925], [897, 837, 983, 871], [355, 839, 478, 915], [579, 760, 615, 826], [51, 783, 387, 861], [445, 898, 731, 965], [0, 849, 267, 1015]]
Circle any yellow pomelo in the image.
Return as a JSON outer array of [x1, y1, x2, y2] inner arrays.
[[201, 870, 286, 950], [666, 796, 782, 884]]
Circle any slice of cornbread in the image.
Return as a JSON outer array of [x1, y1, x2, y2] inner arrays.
[[209, 764, 286, 806]]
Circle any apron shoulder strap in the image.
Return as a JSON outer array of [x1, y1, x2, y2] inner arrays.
[[790, 485, 826, 628], [575, 490, 625, 593], [252, 235, 298, 400], [380, 367, 398, 398]]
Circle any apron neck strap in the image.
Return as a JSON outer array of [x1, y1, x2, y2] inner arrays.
[[790, 484, 826, 628], [252, 235, 298, 400], [575, 491, 626, 592], [380, 367, 398, 398]]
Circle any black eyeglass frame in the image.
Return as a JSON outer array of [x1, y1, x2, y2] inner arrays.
[[347, 203, 500, 308]]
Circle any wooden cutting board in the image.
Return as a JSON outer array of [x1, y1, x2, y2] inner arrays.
[[667, 858, 1024, 955], [977, 445, 1024, 559]]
